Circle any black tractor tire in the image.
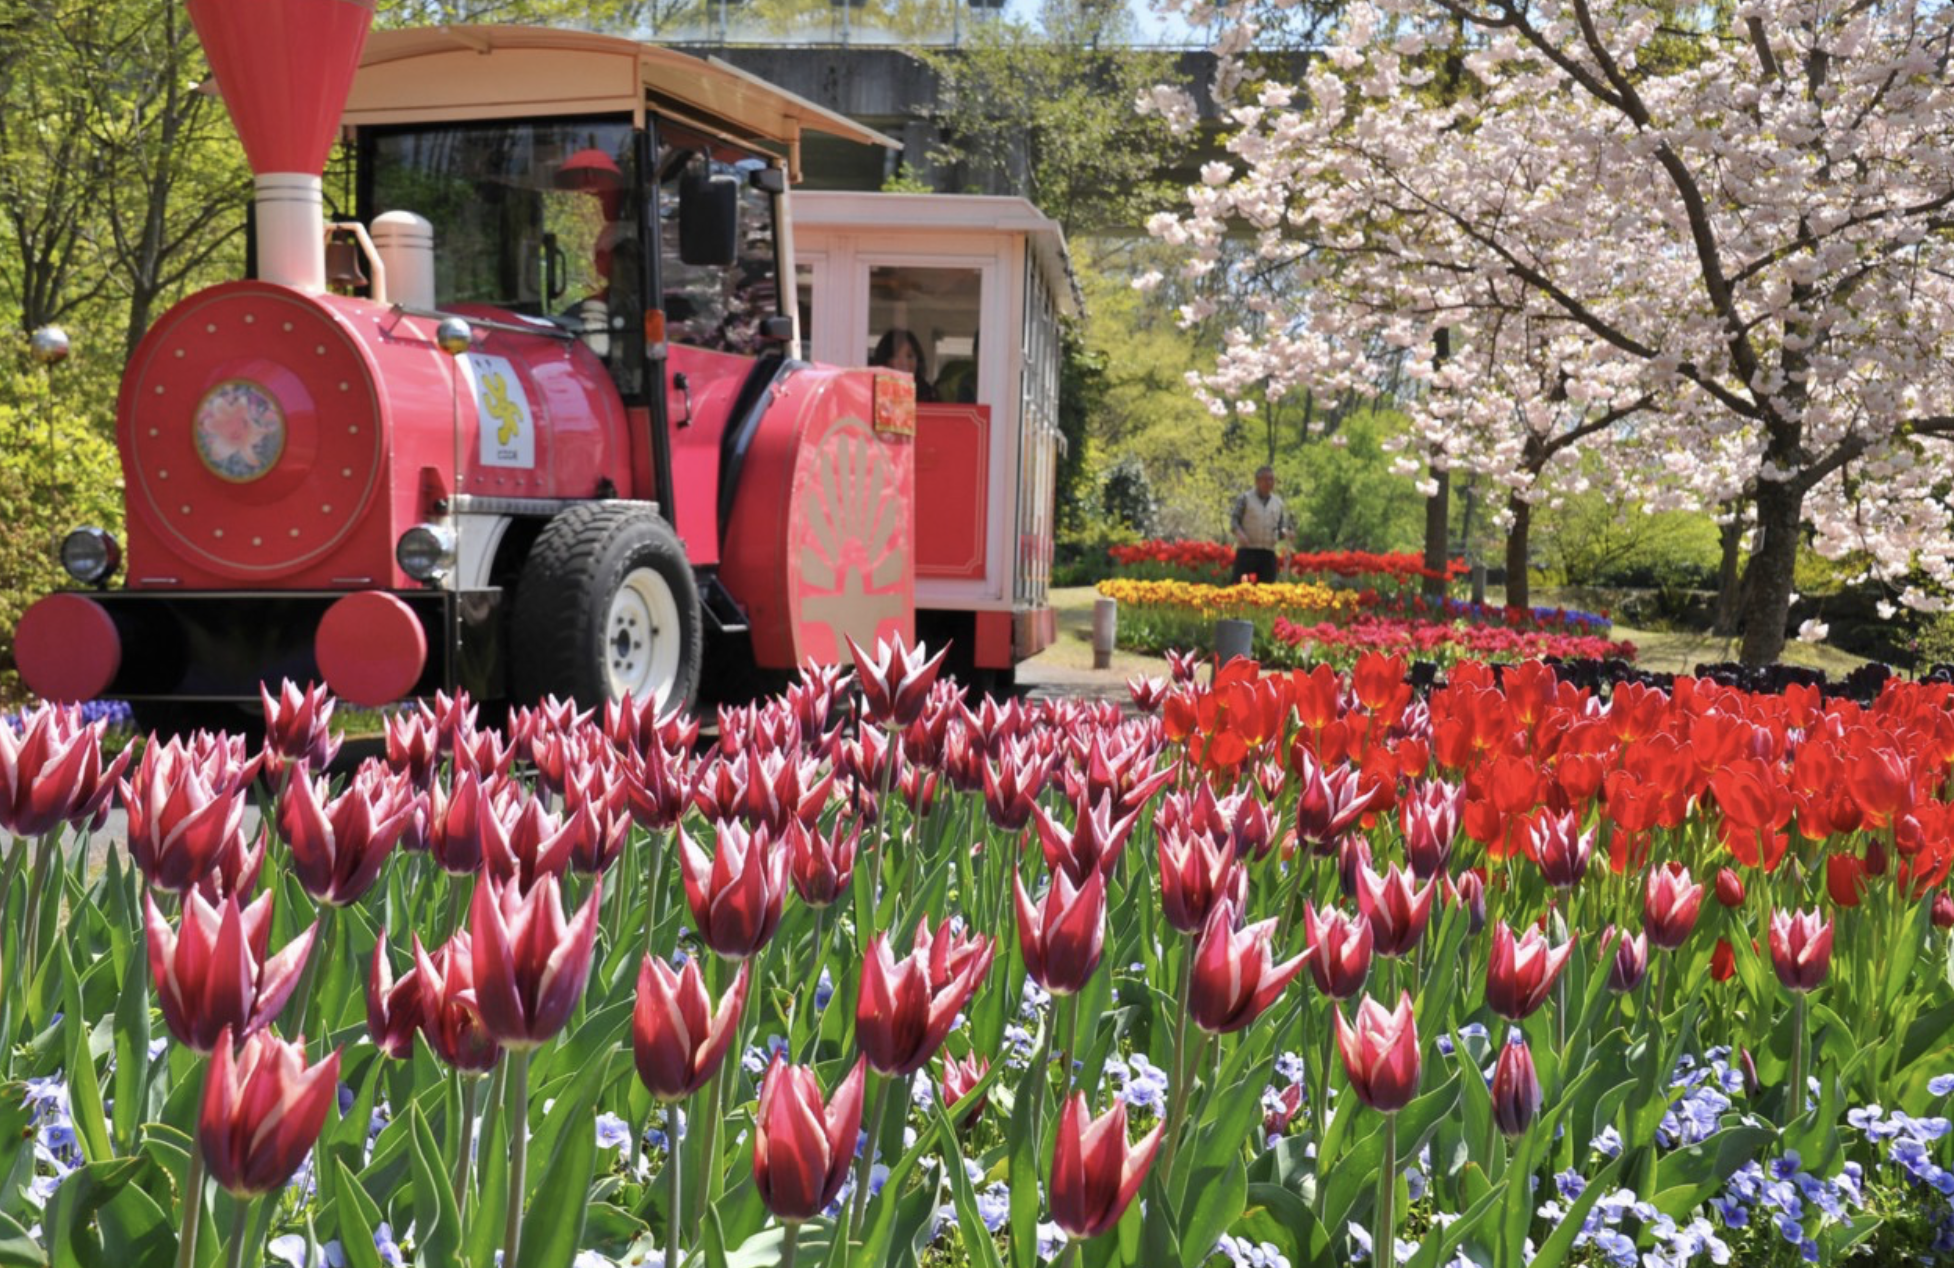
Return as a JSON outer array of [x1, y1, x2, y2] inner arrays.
[[509, 503, 703, 715]]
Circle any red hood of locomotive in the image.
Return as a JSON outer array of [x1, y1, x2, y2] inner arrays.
[[118, 280, 635, 588]]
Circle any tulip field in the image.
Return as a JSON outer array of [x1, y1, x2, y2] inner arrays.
[[6, 644, 1954, 1268]]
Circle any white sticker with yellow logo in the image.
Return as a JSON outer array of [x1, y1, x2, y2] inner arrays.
[[463, 353, 536, 469]]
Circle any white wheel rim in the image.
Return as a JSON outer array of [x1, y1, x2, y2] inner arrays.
[[606, 567, 684, 708]]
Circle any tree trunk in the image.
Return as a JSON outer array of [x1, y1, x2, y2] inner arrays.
[[1504, 492, 1530, 613], [1422, 457, 1450, 600], [1712, 504, 1745, 638], [1737, 480, 1802, 665]]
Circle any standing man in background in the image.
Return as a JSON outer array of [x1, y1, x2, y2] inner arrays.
[[1230, 465, 1295, 584]]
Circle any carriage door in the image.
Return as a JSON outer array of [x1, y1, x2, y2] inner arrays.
[[859, 262, 996, 595]]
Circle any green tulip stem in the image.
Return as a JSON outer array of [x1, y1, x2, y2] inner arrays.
[[873, 728, 898, 931], [1313, 1009, 1338, 1214], [453, 1073, 482, 1225], [666, 1102, 685, 1268], [691, 1064, 722, 1237], [173, 1058, 210, 1268], [642, 830, 670, 963], [1374, 1110, 1398, 1268], [445, 876, 467, 941], [849, 1071, 893, 1238], [222, 1196, 255, 1268], [290, 904, 338, 1044], [1787, 991, 1807, 1128], [501, 1047, 533, 1268], [1159, 946, 1195, 1192], [780, 1220, 800, 1268], [1060, 1238, 1081, 1268], [21, 829, 58, 979]]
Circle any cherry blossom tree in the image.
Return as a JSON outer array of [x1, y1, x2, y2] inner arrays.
[[1145, 0, 1954, 662]]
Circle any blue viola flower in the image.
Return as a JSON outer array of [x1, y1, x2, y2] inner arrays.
[[1929, 1073, 1954, 1097], [814, 966, 835, 1011], [594, 1112, 632, 1151]]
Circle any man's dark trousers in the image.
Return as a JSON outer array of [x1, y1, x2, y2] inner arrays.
[[1231, 548, 1279, 584]]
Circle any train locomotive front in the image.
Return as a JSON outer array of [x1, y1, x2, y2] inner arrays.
[[13, 1, 917, 721]]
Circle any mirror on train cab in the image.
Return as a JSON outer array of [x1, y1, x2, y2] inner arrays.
[[678, 172, 740, 267]]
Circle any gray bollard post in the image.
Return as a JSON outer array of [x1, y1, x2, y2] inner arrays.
[[1471, 562, 1487, 606], [1091, 597, 1118, 670], [1213, 618, 1255, 669]]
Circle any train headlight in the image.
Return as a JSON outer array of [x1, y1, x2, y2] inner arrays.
[[59, 527, 120, 585], [396, 523, 456, 582]]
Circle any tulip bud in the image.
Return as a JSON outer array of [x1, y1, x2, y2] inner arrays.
[[1642, 862, 1705, 950], [1263, 1083, 1304, 1138], [1768, 908, 1834, 993], [1337, 834, 1372, 899], [788, 820, 858, 908], [1604, 926, 1649, 993], [198, 1028, 340, 1196], [1301, 900, 1372, 1000], [0, 704, 129, 838], [412, 932, 500, 1073], [753, 1056, 867, 1221], [145, 892, 316, 1054], [939, 1054, 991, 1130], [1530, 811, 1595, 889], [1335, 992, 1420, 1113], [280, 762, 414, 907], [1491, 1034, 1541, 1138], [1715, 868, 1746, 908], [1049, 1093, 1164, 1240], [1934, 892, 1954, 931], [367, 931, 422, 1060], [634, 957, 748, 1101], [1157, 826, 1243, 936], [1711, 938, 1737, 982], [259, 680, 340, 779], [1455, 870, 1487, 936], [1739, 1048, 1760, 1098], [121, 737, 249, 894]]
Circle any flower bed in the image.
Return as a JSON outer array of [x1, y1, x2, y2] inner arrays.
[[5, 648, 1954, 1268], [1097, 578, 1364, 663], [1271, 613, 1636, 670], [1107, 541, 1465, 594]]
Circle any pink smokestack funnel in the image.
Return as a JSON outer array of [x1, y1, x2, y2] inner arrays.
[[186, 0, 376, 292]]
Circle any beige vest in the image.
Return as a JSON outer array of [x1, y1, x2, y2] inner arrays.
[[1239, 492, 1288, 549]]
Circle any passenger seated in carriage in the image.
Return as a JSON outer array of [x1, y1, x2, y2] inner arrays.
[[869, 328, 938, 402]]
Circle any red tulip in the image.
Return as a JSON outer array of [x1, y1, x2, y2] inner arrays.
[[1846, 744, 1913, 828], [198, 1027, 340, 1196], [858, 918, 994, 1076], [1933, 892, 1954, 931], [625, 742, 693, 832], [1529, 811, 1595, 888], [1715, 867, 1746, 908], [1156, 823, 1244, 935], [1014, 867, 1106, 996], [1355, 861, 1435, 958], [1165, 648, 1202, 684], [0, 704, 127, 838], [1334, 991, 1421, 1113], [280, 762, 414, 906], [121, 737, 249, 894], [680, 821, 788, 960], [788, 819, 859, 907], [1491, 1035, 1541, 1137], [939, 1054, 990, 1130], [562, 761, 631, 874], [753, 1055, 867, 1221], [191, 828, 266, 905], [1290, 749, 1379, 850], [259, 679, 340, 778], [417, 688, 479, 756], [847, 634, 949, 729], [411, 932, 500, 1072], [367, 930, 422, 1060], [1048, 1092, 1164, 1240], [1189, 901, 1309, 1035], [1642, 862, 1705, 950], [1605, 926, 1649, 993], [1485, 922, 1576, 1021], [468, 872, 601, 1050], [1768, 909, 1834, 993], [1301, 900, 1372, 999], [426, 768, 512, 876], [1825, 853, 1867, 908], [1454, 869, 1487, 936], [1127, 676, 1169, 714], [1711, 938, 1737, 982], [634, 956, 749, 1101], [145, 891, 316, 1053]]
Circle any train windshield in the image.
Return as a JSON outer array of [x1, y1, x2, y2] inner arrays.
[[362, 118, 648, 389]]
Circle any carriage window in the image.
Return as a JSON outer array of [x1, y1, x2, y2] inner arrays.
[[658, 148, 782, 355], [866, 267, 982, 404]]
